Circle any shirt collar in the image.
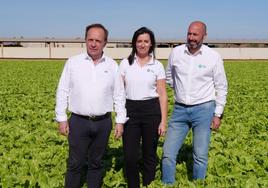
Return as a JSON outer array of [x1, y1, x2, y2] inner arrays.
[[134, 53, 155, 65], [85, 52, 106, 63], [184, 44, 203, 56]]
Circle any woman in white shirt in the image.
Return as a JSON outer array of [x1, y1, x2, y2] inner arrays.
[[119, 27, 168, 188]]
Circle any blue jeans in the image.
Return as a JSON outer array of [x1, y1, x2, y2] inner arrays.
[[162, 101, 215, 184]]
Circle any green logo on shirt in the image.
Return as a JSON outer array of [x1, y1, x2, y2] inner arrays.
[[147, 69, 154, 73], [198, 64, 206, 68]]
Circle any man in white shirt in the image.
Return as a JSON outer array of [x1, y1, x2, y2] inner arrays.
[[162, 21, 228, 184], [55, 23, 126, 188]]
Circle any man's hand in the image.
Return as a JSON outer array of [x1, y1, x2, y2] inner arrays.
[[158, 121, 167, 136], [58, 121, 69, 136], [211, 116, 221, 130], [114, 123, 124, 139]]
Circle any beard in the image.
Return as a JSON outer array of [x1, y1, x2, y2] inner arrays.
[[187, 40, 202, 52]]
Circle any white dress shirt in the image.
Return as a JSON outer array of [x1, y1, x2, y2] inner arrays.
[[166, 44, 228, 115], [55, 52, 126, 123], [119, 57, 166, 100]]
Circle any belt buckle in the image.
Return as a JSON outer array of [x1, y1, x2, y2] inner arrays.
[[89, 115, 97, 120]]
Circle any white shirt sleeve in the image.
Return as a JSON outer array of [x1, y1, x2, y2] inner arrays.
[[157, 61, 166, 80], [119, 59, 127, 77], [55, 60, 71, 122], [113, 65, 127, 124], [213, 57, 228, 115], [166, 50, 174, 87]]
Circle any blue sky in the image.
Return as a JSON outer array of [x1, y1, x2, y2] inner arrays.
[[0, 0, 267, 40]]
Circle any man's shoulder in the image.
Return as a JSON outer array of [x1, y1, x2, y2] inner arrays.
[[103, 55, 118, 71], [68, 52, 87, 62], [103, 54, 117, 64], [120, 58, 128, 63], [119, 58, 129, 66], [202, 45, 221, 57], [173, 44, 186, 51], [168, 44, 185, 59]]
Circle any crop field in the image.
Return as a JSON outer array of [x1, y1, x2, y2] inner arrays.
[[0, 60, 267, 188]]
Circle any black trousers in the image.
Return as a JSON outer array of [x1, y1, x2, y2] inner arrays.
[[123, 98, 161, 188], [65, 113, 112, 188]]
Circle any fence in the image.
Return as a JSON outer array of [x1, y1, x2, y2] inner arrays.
[[1, 38, 268, 59]]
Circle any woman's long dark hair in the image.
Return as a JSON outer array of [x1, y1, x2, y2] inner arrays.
[[128, 27, 156, 65]]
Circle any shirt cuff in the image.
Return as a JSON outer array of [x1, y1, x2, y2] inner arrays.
[[115, 115, 128, 124], [54, 115, 68, 122], [214, 105, 224, 116]]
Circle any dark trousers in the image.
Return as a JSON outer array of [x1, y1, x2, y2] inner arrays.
[[123, 98, 161, 188], [65, 113, 112, 188]]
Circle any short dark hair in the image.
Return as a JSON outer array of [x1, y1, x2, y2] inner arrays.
[[85, 23, 108, 41], [128, 27, 156, 65]]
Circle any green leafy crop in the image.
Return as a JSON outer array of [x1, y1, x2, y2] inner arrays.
[[0, 60, 267, 187]]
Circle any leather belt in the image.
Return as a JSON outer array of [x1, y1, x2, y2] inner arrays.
[[175, 100, 213, 107], [72, 112, 111, 121]]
